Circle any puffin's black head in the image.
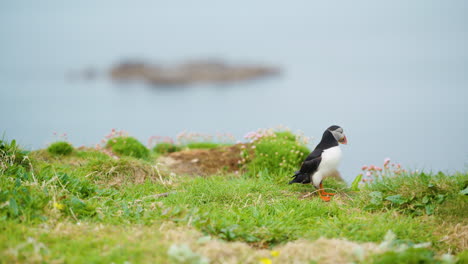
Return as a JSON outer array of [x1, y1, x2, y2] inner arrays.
[[327, 125, 347, 145]]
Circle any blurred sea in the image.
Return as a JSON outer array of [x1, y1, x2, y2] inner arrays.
[[1, 1, 467, 180]]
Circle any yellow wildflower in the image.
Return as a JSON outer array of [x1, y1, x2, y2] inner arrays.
[[259, 258, 272, 264], [53, 202, 65, 210]]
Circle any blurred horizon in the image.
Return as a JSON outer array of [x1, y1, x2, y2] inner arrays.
[[1, 0, 467, 180]]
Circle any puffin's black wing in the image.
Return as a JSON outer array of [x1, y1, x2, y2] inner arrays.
[[303, 148, 323, 162], [299, 156, 322, 174], [289, 156, 322, 184]]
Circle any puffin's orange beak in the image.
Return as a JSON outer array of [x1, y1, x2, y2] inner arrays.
[[339, 135, 348, 145]]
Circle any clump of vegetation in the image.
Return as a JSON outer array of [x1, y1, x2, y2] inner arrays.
[[151, 134, 232, 154], [173, 131, 235, 151], [176, 131, 235, 146], [359, 159, 467, 216], [241, 129, 310, 177], [363, 230, 457, 264], [368, 248, 441, 264], [81, 157, 158, 187], [47, 141, 74, 156], [0, 139, 29, 170], [106, 136, 149, 159], [0, 161, 98, 222], [0, 168, 49, 221], [153, 142, 181, 154], [185, 142, 227, 150], [362, 172, 467, 217]]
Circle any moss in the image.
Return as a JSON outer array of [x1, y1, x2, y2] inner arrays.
[[47, 141, 73, 156], [106, 136, 149, 159]]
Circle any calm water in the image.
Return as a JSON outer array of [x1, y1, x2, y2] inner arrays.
[[1, 1, 467, 181]]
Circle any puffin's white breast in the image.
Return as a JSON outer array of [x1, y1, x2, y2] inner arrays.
[[311, 146, 342, 187], [319, 146, 342, 173]]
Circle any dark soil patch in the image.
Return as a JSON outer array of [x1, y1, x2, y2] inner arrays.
[[159, 144, 247, 176]]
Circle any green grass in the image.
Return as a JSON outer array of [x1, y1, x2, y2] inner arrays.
[[156, 175, 452, 247], [0, 220, 171, 263], [184, 142, 229, 150], [0, 137, 467, 263]]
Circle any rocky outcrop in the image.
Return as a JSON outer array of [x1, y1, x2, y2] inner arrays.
[[109, 60, 280, 85]]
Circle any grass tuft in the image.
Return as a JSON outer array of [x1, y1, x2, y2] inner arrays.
[[185, 142, 229, 150], [0, 139, 29, 170], [242, 131, 310, 177], [47, 141, 73, 156], [80, 157, 159, 187], [153, 142, 181, 154], [106, 136, 150, 159]]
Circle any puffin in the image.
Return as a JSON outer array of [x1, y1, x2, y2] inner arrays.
[[289, 125, 347, 202]]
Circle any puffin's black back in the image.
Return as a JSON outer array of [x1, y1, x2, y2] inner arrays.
[[315, 129, 339, 151]]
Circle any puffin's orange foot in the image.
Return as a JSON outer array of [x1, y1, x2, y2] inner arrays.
[[318, 183, 335, 197], [319, 195, 331, 202]]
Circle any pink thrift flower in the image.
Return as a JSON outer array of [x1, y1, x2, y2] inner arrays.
[[384, 158, 391, 166], [362, 166, 368, 171], [366, 171, 372, 177], [375, 167, 382, 171], [244, 132, 255, 139]]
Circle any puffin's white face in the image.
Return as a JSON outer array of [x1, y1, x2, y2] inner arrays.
[[330, 127, 348, 145]]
